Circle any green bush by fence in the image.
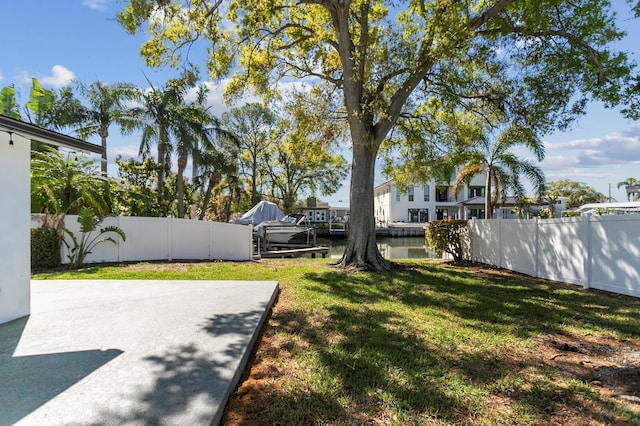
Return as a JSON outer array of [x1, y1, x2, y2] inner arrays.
[[31, 227, 61, 269], [425, 219, 469, 262]]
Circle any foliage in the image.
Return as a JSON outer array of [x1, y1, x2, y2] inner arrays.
[[134, 71, 231, 218], [544, 180, 606, 209], [114, 156, 197, 218], [192, 146, 242, 221], [69, 81, 141, 176], [425, 219, 469, 262], [617, 177, 640, 201], [562, 210, 582, 218], [33, 260, 640, 425], [266, 94, 348, 212], [117, 0, 639, 270], [221, 103, 278, 206], [450, 125, 546, 219], [24, 78, 58, 128], [1, 79, 78, 133], [63, 207, 126, 269], [537, 207, 554, 219], [0, 85, 21, 119], [31, 148, 111, 215], [31, 227, 61, 269]]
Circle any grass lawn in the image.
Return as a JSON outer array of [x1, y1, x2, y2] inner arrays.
[[34, 259, 640, 425]]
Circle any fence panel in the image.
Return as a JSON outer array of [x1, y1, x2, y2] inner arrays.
[[170, 219, 212, 260], [469, 219, 501, 266], [33, 215, 253, 264], [211, 221, 254, 261], [118, 217, 171, 262], [537, 217, 588, 287], [590, 215, 640, 297], [500, 219, 537, 277], [468, 215, 640, 298]]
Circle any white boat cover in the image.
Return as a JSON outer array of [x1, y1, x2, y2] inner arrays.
[[233, 200, 285, 225]]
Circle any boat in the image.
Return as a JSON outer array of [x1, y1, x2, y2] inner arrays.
[[254, 213, 315, 249]]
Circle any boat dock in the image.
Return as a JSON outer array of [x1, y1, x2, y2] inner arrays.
[[257, 246, 330, 259]]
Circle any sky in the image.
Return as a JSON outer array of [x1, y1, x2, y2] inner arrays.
[[1, 0, 639, 205]]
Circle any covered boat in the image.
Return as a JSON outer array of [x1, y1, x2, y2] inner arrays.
[[232, 200, 284, 225]]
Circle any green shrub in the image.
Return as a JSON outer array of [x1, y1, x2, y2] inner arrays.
[[562, 210, 581, 217], [31, 227, 61, 269], [425, 219, 469, 262]]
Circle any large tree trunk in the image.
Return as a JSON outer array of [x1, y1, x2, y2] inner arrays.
[[335, 130, 390, 271]]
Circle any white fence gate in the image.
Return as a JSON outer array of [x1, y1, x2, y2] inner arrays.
[[468, 215, 640, 298], [33, 215, 254, 264]]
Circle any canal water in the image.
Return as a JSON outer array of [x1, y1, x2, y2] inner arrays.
[[319, 236, 435, 259]]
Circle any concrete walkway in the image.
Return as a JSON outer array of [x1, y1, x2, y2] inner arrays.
[[0, 280, 279, 426]]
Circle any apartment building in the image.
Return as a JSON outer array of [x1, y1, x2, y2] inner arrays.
[[374, 172, 491, 225]]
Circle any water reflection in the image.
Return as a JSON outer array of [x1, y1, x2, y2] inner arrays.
[[322, 236, 435, 259]]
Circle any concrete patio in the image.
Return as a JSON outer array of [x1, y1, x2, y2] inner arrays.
[[0, 279, 279, 426]]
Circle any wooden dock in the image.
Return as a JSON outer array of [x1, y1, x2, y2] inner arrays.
[[257, 246, 330, 259]]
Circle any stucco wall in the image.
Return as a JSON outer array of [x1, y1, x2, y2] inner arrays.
[[0, 133, 30, 324]]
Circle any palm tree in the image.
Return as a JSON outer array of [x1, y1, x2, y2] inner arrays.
[[73, 81, 140, 176], [31, 148, 109, 215], [136, 73, 235, 218], [617, 177, 640, 201], [454, 124, 546, 219]]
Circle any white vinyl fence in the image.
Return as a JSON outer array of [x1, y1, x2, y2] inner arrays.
[[468, 215, 640, 298], [32, 215, 254, 264]]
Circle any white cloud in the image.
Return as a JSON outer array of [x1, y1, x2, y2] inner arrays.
[[543, 125, 640, 168], [82, 0, 109, 11], [110, 144, 143, 161], [0, 72, 4, 82], [41, 65, 75, 88], [16, 70, 32, 85]]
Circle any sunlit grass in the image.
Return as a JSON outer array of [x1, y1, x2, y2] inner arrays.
[[33, 259, 640, 425]]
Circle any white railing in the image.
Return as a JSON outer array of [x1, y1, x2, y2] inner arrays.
[[32, 215, 254, 264], [468, 215, 640, 298]]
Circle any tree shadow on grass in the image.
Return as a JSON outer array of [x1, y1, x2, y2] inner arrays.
[[293, 262, 640, 424]]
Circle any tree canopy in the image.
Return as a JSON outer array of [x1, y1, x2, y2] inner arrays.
[[118, 1, 638, 270], [544, 180, 606, 209]]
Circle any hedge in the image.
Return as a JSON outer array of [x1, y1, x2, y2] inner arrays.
[[31, 227, 61, 269], [425, 219, 469, 262]]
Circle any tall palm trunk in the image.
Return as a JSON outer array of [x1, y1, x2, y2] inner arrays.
[[198, 172, 221, 220], [99, 126, 109, 177], [177, 154, 188, 218], [485, 167, 493, 219]]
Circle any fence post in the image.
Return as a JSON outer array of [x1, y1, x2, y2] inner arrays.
[[534, 217, 539, 278], [117, 216, 123, 262], [497, 217, 503, 269], [167, 218, 173, 262], [584, 213, 592, 289], [209, 221, 214, 260]]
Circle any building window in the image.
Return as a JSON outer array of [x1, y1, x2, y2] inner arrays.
[[408, 208, 429, 223], [436, 208, 449, 220], [396, 190, 400, 202], [468, 208, 485, 219], [408, 185, 414, 202], [468, 186, 485, 198], [436, 187, 448, 202], [423, 185, 429, 201]]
